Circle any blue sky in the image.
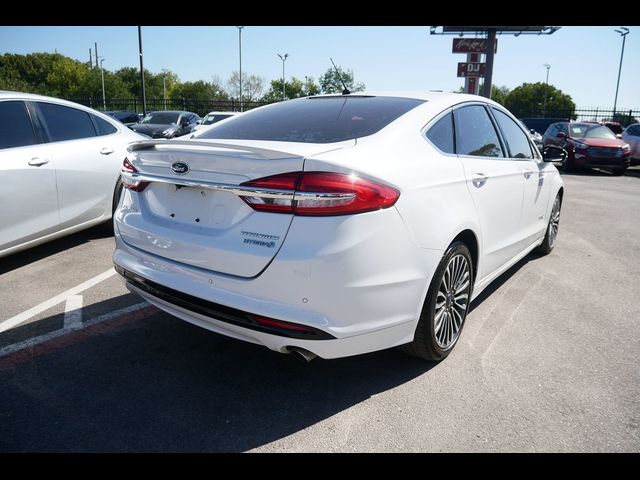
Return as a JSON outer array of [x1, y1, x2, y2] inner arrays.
[[0, 26, 638, 108]]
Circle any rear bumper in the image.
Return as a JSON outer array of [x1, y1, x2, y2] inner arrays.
[[113, 207, 443, 359]]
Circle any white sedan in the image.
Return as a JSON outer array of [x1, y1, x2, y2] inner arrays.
[[0, 92, 145, 258], [113, 92, 565, 362]]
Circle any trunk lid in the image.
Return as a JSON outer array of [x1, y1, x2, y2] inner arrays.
[[117, 138, 353, 277]]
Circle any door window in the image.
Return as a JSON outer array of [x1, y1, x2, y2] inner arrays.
[[453, 105, 504, 158], [0, 101, 38, 149], [492, 109, 534, 159], [37, 102, 97, 142]]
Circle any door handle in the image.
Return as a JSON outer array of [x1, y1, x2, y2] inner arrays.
[[471, 173, 488, 187], [28, 157, 49, 166], [523, 169, 534, 179], [100, 147, 114, 155]]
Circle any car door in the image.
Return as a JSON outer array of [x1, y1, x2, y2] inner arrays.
[[453, 104, 524, 280], [0, 100, 59, 253], [33, 101, 119, 228], [491, 107, 555, 249]]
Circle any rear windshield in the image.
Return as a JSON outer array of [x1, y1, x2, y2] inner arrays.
[[199, 96, 425, 143]]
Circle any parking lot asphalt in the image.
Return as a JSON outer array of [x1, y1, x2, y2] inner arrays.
[[0, 167, 639, 452]]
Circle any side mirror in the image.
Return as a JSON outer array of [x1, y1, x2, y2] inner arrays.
[[196, 120, 202, 124], [530, 129, 536, 134], [179, 118, 190, 127], [542, 145, 567, 163], [556, 131, 567, 138], [616, 133, 622, 139]]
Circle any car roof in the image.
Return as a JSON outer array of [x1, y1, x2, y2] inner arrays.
[[148, 110, 195, 115], [205, 111, 238, 115]]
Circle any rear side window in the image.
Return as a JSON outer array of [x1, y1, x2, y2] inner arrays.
[[454, 105, 504, 158], [426, 112, 455, 154], [0, 101, 38, 149], [37, 102, 96, 142], [492, 109, 533, 159], [92, 114, 118, 136], [200, 96, 426, 143]]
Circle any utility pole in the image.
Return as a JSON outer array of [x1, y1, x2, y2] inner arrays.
[[100, 58, 106, 110], [277, 53, 289, 100], [542, 64, 551, 117], [613, 27, 630, 115], [163, 74, 167, 110], [89, 48, 92, 68], [138, 26, 147, 116], [94, 42, 98, 68], [237, 26, 244, 111]]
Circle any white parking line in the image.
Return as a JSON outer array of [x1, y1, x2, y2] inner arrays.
[[64, 295, 83, 330], [0, 268, 116, 334], [0, 301, 150, 359]]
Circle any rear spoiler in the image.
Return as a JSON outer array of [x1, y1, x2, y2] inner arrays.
[[127, 139, 299, 160]]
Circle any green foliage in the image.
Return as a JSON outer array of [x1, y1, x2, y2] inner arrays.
[[319, 64, 365, 94], [490, 85, 510, 105], [505, 82, 576, 118], [262, 76, 321, 102], [170, 80, 227, 101]]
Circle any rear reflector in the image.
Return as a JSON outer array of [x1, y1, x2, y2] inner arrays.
[[121, 158, 149, 192], [240, 171, 399, 216], [251, 315, 315, 332]]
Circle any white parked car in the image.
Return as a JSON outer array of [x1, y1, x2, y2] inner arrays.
[[0, 92, 145, 258], [621, 123, 640, 166], [113, 92, 566, 362], [190, 111, 238, 132]]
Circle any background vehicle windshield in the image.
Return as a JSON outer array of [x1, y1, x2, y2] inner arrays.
[[569, 124, 617, 140], [199, 96, 425, 143], [140, 112, 180, 125], [202, 114, 232, 125]]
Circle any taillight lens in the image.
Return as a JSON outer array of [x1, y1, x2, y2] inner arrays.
[[121, 158, 149, 192], [240, 171, 399, 216]]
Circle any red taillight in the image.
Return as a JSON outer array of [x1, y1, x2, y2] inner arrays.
[[121, 158, 149, 192], [240, 171, 399, 216]]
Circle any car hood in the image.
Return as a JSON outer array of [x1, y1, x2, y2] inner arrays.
[[130, 124, 177, 135], [570, 137, 627, 147]]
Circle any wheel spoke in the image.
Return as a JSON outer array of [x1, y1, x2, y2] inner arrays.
[[433, 253, 472, 350]]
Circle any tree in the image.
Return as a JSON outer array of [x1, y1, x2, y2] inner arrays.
[[262, 76, 321, 102], [319, 64, 365, 94], [227, 71, 265, 102], [505, 82, 575, 118], [490, 85, 510, 105], [170, 80, 225, 101]]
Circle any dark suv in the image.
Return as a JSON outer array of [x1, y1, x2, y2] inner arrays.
[[543, 122, 631, 175], [129, 111, 201, 139], [104, 110, 140, 127]]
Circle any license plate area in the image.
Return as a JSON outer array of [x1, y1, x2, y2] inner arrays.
[[143, 183, 247, 230]]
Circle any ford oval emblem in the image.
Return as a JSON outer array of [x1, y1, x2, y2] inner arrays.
[[171, 162, 190, 175]]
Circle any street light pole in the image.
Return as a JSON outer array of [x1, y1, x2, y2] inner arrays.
[[613, 27, 630, 115], [277, 53, 289, 101], [138, 26, 147, 116], [542, 63, 551, 117], [163, 74, 166, 110], [100, 58, 106, 110], [237, 26, 244, 112]]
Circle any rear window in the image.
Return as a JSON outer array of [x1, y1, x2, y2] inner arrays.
[[199, 96, 425, 143]]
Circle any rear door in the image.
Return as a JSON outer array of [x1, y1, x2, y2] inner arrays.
[[454, 104, 524, 279], [0, 100, 59, 251], [117, 139, 353, 277], [34, 101, 120, 228]]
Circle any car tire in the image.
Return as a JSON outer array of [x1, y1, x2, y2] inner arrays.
[[400, 241, 473, 362], [535, 193, 562, 255], [611, 167, 627, 176], [112, 179, 124, 215]]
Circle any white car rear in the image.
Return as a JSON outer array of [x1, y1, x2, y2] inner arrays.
[[113, 92, 565, 361], [0, 92, 145, 258]]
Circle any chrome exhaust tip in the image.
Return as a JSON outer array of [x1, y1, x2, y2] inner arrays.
[[287, 346, 317, 362]]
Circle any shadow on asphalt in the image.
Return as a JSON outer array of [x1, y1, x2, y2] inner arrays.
[[0, 223, 113, 276], [0, 297, 435, 452], [559, 166, 640, 178]]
